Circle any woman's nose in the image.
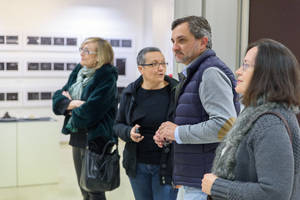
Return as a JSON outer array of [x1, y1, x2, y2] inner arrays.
[[235, 66, 243, 76]]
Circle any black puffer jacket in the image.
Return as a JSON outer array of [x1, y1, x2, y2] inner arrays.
[[114, 75, 178, 185]]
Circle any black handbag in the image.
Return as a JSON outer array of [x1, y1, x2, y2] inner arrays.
[[80, 140, 120, 192]]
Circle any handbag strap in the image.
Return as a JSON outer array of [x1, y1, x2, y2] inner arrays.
[[99, 140, 118, 157], [257, 111, 292, 144]]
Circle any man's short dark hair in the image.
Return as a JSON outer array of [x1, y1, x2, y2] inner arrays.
[[172, 16, 212, 49], [243, 38, 300, 107], [136, 47, 161, 65]]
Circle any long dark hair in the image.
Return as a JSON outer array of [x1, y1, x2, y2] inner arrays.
[[242, 38, 300, 107]]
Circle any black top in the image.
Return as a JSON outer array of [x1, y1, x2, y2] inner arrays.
[[114, 75, 178, 184], [133, 85, 170, 164]]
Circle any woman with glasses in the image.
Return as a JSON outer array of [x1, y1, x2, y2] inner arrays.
[[114, 47, 178, 200], [52, 37, 118, 200], [201, 39, 300, 200]]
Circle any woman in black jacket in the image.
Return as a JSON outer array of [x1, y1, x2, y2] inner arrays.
[[52, 37, 118, 200], [114, 47, 178, 200]]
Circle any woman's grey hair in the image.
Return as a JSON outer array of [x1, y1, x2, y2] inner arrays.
[[137, 47, 161, 65], [172, 16, 212, 49]]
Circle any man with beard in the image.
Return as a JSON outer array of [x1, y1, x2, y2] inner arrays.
[[154, 16, 240, 200]]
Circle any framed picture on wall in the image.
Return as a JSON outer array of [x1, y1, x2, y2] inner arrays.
[[53, 63, 65, 70], [0, 33, 22, 50], [6, 62, 18, 71], [53, 37, 65, 45], [6, 35, 18, 44], [40, 62, 52, 70], [40, 92, 52, 100], [27, 62, 40, 71], [0, 88, 22, 107], [6, 92, 19, 101], [22, 58, 78, 77], [27, 92, 39, 100], [121, 39, 132, 48], [0, 62, 4, 70], [116, 58, 126, 75], [0, 57, 23, 76], [0, 36, 4, 44], [0, 93, 4, 101], [66, 38, 77, 46], [27, 36, 40, 45], [23, 88, 56, 107], [40, 37, 52, 45], [23, 34, 81, 52], [110, 39, 120, 47]]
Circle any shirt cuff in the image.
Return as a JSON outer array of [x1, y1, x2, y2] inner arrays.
[[174, 127, 183, 144]]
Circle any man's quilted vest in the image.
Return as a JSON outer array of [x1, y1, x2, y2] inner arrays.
[[173, 49, 240, 188]]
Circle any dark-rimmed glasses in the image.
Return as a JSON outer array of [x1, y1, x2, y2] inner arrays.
[[140, 62, 168, 68]]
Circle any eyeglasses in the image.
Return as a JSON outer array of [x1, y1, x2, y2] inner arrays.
[[79, 47, 97, 55], [241, 61, 254, 71], [140, 62, 168, 68]]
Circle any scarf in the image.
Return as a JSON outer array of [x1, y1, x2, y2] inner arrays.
[[66, 66, 96, 133], [211, 99, 298, 180]]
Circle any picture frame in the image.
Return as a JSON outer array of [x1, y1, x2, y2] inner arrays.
[[116, 58, 126, 75], [40, 92, 52, 100], [6, 62, 19, 71], [40, 37, 52, 45], [0, 93, 4, 101], [6, 35, 19, 45], [27, 62, 40, 71], [27, 36, 40, 45], [22, 33, 81, 52], [53, 62, 65, 71], [66, 38, 77, 46], [0, 36, 4, 44], [121, 39, 132, 48], [0, 88, 22, 107], [0, 33, 22, 51], [22, 87, 57, 107], [53, 37, 65, 45], [0, 57, 23, 77], [40, 62, 52, 71], [110, 39, 120, 47], [27, 92, 39, 101], [0, 62, 4, 70], [114, 51, 136, 87], [22, 58, 79, 77]]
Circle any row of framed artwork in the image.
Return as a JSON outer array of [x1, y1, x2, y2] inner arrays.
[[0, 34, 133, 51], [0, 90, 56, 107], [0, 86, 125, 107], [0, 58, 126, 77]]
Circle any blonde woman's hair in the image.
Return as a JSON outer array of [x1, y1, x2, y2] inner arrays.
[[81, 37, 114, 69]]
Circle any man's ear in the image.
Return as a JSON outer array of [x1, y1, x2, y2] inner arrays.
[[138, 66, 143, 74], [200, 37, 208, 49]]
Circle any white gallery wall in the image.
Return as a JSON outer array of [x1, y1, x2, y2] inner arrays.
[[0, 0, 174, 141], [0, 0, 243, 141]]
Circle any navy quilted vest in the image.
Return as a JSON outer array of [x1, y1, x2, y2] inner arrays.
[[173, 49, 240, 188]]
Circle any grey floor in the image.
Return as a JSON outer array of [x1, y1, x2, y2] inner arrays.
[[0, 141, 134, 200]]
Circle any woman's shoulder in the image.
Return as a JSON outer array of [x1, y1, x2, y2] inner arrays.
[[248, 108, 297, 143], [94, 64, 118, 82]]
